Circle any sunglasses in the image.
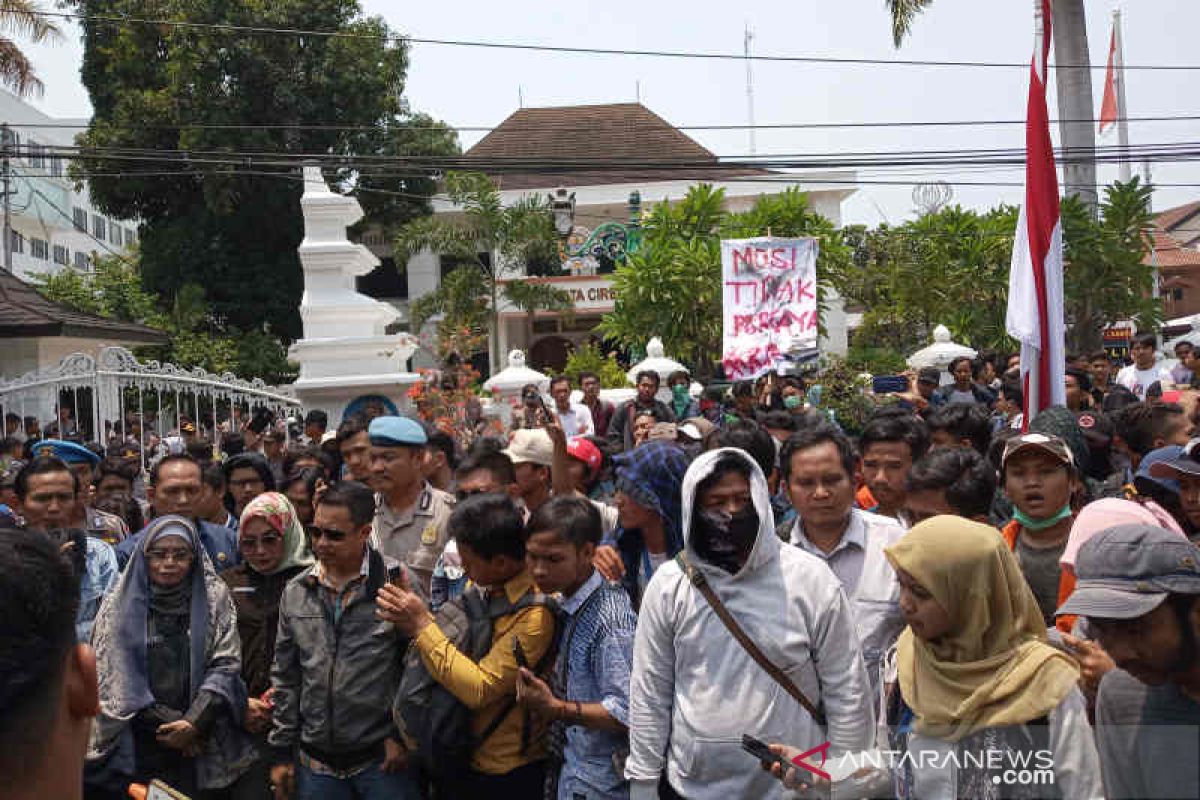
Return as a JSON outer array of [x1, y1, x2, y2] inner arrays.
[[305, 525, 349, 543], [239, 532, 282, 552]]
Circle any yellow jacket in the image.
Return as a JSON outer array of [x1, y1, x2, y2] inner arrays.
[[412, 569, 556, 774]]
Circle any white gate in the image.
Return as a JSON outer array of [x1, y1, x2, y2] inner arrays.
[[0, 346, 301, 458]]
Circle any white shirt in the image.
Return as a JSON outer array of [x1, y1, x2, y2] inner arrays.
[[1116, 363, 1174, 399], [554, 402, 595, 437]]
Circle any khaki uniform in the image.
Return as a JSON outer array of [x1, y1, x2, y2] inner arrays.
[[85, 506, 130, 546], [371, 483, 455, 596]]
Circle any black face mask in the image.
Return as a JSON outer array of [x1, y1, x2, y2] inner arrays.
[[691, 505, 759, 574]]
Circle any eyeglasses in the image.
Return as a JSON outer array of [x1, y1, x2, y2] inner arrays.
[[146, 548, 193, 564], [239, 533, 282, 552], [455, 487, 494, 502], [305, 525, 349, 542]]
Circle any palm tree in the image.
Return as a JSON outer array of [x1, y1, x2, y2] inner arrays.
[[394, 171, 572, 374], [0, 0, 62, 98], [887, 0, 1097, 210]]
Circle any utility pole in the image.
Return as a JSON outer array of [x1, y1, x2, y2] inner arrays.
[[2, 124, 12, 273], [744, 23, 756, 156]]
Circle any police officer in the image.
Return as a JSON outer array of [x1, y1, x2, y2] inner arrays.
[[367, 416, 454, 599], [32, 439, 129, 544]]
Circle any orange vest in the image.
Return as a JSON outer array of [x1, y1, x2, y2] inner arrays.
[[1001, 519, 1076, 633]]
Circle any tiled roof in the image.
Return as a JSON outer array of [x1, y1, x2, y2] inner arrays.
[[0, 269, 169, 342], [1155, 201, 1200, 234], [1146, 224, 1200, 269], [462, 103, 771, 190]]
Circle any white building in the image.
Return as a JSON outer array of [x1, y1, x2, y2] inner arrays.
[[400, 103, 857, 374], [0, 89, 138, 281]]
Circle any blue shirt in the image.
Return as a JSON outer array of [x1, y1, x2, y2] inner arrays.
[[79, 536, 119, 642], [556, 571, 637, 800]]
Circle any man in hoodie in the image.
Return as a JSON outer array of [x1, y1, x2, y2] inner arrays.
[[625, 448, 874, 799]]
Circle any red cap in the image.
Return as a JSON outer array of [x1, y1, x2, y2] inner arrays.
[[566, 437, 602, 476]]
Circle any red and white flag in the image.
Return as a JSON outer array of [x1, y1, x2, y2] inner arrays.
[[1006, 0, 1066, 427], [1098, 23, 1119, 136]]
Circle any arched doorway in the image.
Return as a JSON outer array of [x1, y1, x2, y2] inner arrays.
[[529, 336, 572, 373]]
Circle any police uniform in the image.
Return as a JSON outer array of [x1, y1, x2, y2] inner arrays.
[[365, 416, 456, 596], [372, 482, 455, 595]]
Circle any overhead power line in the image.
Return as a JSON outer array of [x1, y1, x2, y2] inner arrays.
[[28, 9, 1200, 71], [6, 114, 1200, 134]]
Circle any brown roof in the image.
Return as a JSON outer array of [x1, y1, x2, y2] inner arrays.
[[0, 269, 169, 343], [1156, 201, 1200, 235], [462, 103, 771, 190]]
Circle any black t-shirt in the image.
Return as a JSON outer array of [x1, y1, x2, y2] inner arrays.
[[1095, 668, 1200, 799]]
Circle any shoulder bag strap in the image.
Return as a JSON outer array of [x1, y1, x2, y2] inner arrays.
[[674, 551, 827, 726]]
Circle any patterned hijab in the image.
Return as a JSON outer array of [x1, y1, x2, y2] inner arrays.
[[238, 492, 313, 575], [613, 440, 692, 552], [885, 516, 1080, 742]]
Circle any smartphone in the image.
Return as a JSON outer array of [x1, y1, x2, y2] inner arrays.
[[872, 375, 909, 395], [512, 635, 529, 670], [741, 734, 793, 773]]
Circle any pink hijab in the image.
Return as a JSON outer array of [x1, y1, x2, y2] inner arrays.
[[1061, 497, 1185, 569]]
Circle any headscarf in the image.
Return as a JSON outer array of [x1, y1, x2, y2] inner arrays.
[[884, 516, 1080, 742], [88, 515, 251, 784], [237, 492, 314, 575], [1061, 497, 1184, 569], [613, 440, 691, 552], [143, 519, 198, 617]]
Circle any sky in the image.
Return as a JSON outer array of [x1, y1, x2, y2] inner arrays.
[[16, 0, 1200, 226]]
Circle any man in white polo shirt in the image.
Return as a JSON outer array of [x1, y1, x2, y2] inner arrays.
[[549, 375, 595, 438]]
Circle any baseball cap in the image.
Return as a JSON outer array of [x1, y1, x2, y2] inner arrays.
[[368, 416, 428, 447], [1057, 523, 1200, 619], [1138, 445, 1186, 495], [1000, 432, 1073, 470], [565, 437, 602, 477], [917, 367, 941, 386], [1149, 438, 1200, 481], [503, 429, 554, 467]]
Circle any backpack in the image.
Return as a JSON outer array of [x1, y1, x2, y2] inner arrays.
[[394, 583, 558, 779]]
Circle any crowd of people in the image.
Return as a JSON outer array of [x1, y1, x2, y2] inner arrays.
[[3, 343, 1200, 800]]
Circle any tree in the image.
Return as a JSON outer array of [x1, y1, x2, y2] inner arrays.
[[393, 171, 572, 373], [0, 0, 61, 97], [888, 0, 1097, 209], [599, 185, 851, 378], [31, 252, 296, 382], [838, 179, 1157, 356], [67, 0, 459, 341]]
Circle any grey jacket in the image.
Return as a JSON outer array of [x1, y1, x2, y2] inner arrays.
[[268, 548, 413, 767]]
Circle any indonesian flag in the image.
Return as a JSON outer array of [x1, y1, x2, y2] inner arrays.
[[1098, 24, 1119, 136], [1006, 0, 1066, 427]]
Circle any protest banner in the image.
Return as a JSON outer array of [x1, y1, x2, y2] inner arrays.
[[720, 237, 819, 380]]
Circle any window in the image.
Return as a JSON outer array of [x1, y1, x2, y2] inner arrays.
[[10, 230, 23, 254], [25, 142, 43, 169], [49, 154, 63, 178], [92, 214, 105, 241], [53, 244, 69, 265], [30, 237, 48, 260], [109, 220, 120, 243], [74, 251, 89, 270], [72, 207, 86, 231], [124, 228, 134, 246]]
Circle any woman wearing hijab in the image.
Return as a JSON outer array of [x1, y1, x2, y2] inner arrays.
[[87, 515, 255, 798], [220, 493, 313, 797], [882, 516, 1102, 800]]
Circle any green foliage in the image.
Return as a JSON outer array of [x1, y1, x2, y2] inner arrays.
[[812, 357, 877, 436], [837, 179, 1157, 357], [68, 0, 459, 341], [561, 340, 627, 388], [0, 0, 63, 97], [599, 185, 850, 378], [394, 171, 566, 370], [31, 252, 295, 382], [845, 345, 908, 376]]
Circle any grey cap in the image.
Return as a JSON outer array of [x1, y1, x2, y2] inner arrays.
[[1057, 523, 1200, 620]]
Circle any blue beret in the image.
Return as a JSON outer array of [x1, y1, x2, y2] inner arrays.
[[368, 416, 427, 447], [32, 439, 100, 466]]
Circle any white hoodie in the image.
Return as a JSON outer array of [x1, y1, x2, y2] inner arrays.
[[626, 448, 876, 800]]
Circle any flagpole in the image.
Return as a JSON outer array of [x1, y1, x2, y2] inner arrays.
[[1114, 8, 1132, 182]]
